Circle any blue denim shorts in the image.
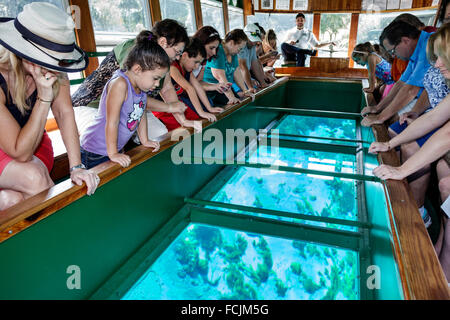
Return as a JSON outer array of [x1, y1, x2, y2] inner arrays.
[[389, 121, 439, 147], [80, 147, 109, 169]]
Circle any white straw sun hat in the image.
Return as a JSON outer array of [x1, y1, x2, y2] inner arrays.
[[0, 2, 88, 73]]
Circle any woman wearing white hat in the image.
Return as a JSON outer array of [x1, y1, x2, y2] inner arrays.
[[0, 2, 100, 210]]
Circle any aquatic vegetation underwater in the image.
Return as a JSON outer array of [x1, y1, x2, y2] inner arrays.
[[210, 164, 358, 231], [123, 224, 359, 300], [274, 115, 356, 145], [122, 116, 362, 300]]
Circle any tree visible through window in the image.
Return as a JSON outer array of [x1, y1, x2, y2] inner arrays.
[[318, 13, 351, 58]]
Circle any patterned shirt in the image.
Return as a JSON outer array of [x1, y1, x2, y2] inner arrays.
[[424, 66, 449, 109]]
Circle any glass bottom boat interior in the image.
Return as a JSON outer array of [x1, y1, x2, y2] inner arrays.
[[0, 80, 412, 300], [115, 112, 402, 300]]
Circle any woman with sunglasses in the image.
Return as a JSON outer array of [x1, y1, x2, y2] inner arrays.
[[0, 2, 100, 210]]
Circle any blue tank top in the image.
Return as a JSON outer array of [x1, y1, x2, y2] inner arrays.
[[371, 53, 394, 85]]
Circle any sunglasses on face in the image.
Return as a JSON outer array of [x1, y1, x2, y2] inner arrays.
[[387, 43, 398, 56], [24, 37, 86, 67]]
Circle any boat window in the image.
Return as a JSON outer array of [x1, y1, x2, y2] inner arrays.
[[160, 0, 196, 35], [357, 9, 437, 45], [318, 13, 352, 58], [201, 0, 226, 38], [247, 12, 313, 67], [0, 0, 64, 16], [228, 5, 244, 31], [88, 0, 152, 50]]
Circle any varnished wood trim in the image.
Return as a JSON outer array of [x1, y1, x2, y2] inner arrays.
[[194, 0, 203, 29], [275, 66, 368, 79], [148, 0, 162, 25], [362, 85, 450, 300], [50, 153, 70, 182], [223, 0, 230, 34], [434, 0, 443, 26], [312, 13, 320, 40], [348, 13, 359, 69], [243, 0, 254, 16], [0, 78, 289, 243], [69, 0, 99, 77]]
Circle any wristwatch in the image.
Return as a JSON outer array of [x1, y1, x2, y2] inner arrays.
[[70, 163, 86, 173]]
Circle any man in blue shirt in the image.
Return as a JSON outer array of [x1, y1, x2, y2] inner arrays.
[[361, 20, 432, 127]]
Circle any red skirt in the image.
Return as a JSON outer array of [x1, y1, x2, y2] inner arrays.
[[153, 106, 200, 131], [0, 132, 54, 176]]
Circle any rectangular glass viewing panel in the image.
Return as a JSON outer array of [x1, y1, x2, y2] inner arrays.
[[273, 115, 358, 146], [246, 146, 357, 174], [122, 223, 360, 300], [209, 166, 359, 231]]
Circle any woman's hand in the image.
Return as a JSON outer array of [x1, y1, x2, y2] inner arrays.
[[109, 153, 131, 167], [70, 168, 100, 196], [142, 140, 160, 152], [361, 106, 379, 117], [23, 61, 57, 101], [368, 141, 390, 154], [361, 114, 383, 127], [200, 112, 217, 122], [227, 95, 240, 105], [399, 111, 419, 125], [208, 106, 224, 113], [373, 164, 407, 181], [363, 88, 374, 93], [215, 83, 231, 94]]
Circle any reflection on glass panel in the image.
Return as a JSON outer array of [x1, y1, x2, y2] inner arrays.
[[210, 166, 359, 231], [123, 223, 359, 300], [318, 13, 351, 58], [0, 0, 63, 16], [201, 0, 225, 38], [88, 0, 150, 33], [160, 0, 196, 35], [229, 6, 244, 31], [247, 13, 313, 67], [274, 115, 357, 145], [357, 9, 436, 45], [247, 146, 357, 175]]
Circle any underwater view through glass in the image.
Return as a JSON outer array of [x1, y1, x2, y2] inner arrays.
[[123, 113, 364, 300], [122, 223, 359, 300], [273, 115, 357, 146]]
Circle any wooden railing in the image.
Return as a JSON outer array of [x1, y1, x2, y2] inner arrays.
[[361, 81, 450, 299], [0, 77, 289, 243]]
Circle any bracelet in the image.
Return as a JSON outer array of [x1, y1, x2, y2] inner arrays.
[[37, 97, 53, 104], [70, 163, 86, 173]]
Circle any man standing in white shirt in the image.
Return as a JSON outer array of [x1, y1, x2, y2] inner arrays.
[[281, 12, 335, 66]]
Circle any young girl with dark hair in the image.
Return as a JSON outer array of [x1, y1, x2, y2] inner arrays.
[[80, 35, 170, 169]]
